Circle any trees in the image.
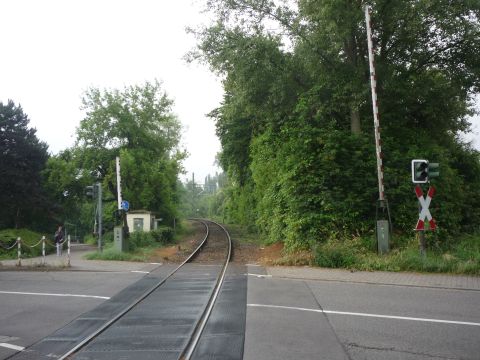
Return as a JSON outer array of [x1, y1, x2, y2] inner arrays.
[[0, 100, 50, 229], [40, 80, 185, 239], [75, 80, 184, 225], [192, 0, 480, 249]]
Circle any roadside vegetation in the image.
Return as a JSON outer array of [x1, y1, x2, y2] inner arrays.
[[0, 229, 51, 260], [312, 233, 480, 275], [84, 222, 193, 262], [1, 81, 185, 261], [225, 224, 480, 275], [1, 1, 479, 275], [183, 0, 480, 274]]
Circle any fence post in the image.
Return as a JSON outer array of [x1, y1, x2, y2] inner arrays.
[[42, 236, 46, 265], [67, 235, 71, 267], [17, 237, 21, 267]]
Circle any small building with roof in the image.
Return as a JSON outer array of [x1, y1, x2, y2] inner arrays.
[[126, 210, 162, 232]]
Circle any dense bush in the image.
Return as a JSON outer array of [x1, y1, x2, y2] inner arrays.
[[150, 226, 175, 244], [192, 0, 480, 255], [127, 227, 175, 252], [128, 231, 156, 252], [312, 233, 480, 275], [0, 229, 52, 259]]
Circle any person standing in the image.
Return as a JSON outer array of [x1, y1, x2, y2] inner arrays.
[[54, 225, 64, 256]]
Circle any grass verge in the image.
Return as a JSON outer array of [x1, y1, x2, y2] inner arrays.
[[84, 224, 181, 262], [0, 229, 52, 259], [311, 233, 480, 275]]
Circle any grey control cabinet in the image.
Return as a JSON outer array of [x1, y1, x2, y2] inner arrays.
[[376, 220, 390, 254], [114, 226, 128, 252]]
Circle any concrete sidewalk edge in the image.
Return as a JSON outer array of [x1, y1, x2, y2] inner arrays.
[[266, 266, 480, 291]]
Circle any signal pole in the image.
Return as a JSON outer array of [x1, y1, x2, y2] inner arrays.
[[97, 182, 102, 252], [365, 5, 385, 202], [365, 6, 392, 253]]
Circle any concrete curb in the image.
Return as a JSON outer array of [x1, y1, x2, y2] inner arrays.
[[266, 266, 480, 291]]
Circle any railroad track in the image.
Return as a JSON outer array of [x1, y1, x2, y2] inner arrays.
[[10, 219, 234, 360]]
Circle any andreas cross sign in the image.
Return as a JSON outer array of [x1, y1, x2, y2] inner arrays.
[[414, 185, 436, 231]]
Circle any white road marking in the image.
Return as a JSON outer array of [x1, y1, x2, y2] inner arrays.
[[246, 273, 272, 278], [149, 262, 162, 265], [247, 304, 480, 327], [130, 270, 150, 274], [246, 264, 261, 267], [0, 343, 25, 351], [0, 291, 110, 300]]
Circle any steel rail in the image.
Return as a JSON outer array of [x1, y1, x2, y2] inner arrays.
[[180, 219, 232, 360], [57, 220, 211, 360]]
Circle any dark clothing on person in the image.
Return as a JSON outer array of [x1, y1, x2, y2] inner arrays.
[[55, 226, 64, 256]]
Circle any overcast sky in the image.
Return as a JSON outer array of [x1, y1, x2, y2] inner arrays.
[[1, 0, 478, 185], [0, 0, 223, 183]]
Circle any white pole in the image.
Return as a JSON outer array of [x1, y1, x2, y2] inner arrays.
[[42, 236, 46, 265], [365, 6, 385, 202], [116, 156, 122, 210], [98, 183, 103, 252], [67, 235, 71, 267], [17, 237, 21, 266]]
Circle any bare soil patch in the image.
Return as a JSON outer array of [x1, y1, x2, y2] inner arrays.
[[232, 241, 284, 265]]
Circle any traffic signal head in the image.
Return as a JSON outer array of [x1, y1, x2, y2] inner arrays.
[[412, 159, 429, 183], [428, 162, 439, 179], [85, 184, 98, 198]]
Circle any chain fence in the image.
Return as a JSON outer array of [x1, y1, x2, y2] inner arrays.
[[0, 235, 71, 267]]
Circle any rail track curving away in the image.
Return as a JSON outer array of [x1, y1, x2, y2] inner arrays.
[[9, 219, 237, 360]]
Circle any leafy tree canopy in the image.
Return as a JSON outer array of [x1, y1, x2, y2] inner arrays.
[[0, 100, 50, 229], [192, 0, 480, 250], [44, 80, 185, 233]]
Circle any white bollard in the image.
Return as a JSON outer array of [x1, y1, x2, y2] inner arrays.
[[17, 237, 21, 267], [67, 235, 71, 267], [42, 236, 46, 265]]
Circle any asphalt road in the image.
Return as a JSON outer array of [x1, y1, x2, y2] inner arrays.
[[0, 258, 479, 360], [0, 270, 149, 359], [244, 266, 480, 360]]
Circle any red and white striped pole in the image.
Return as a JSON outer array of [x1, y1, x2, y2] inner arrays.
[[365, 6, 385, 202]]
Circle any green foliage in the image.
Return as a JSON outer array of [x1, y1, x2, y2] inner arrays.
[[76, 80, 184, 223], [0, 101, 51, 230], [150, 227, 175, 244], [192, 0, 480, 254], [124, 227, 174, 252], [0, 229, 49, 259], [85, 248, 146, 262], [128, 231, 157, 252], [315, 241, 358, 269], [179, 172, 231, 221], [41, 80, 185, 240], [313, 234, 480, 275]]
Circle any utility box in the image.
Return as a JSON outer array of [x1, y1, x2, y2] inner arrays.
[[114, 226, 128, 252], [376, 220, 390, 254]]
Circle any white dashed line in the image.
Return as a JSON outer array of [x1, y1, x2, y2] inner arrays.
[[245, 273, 272, 278], [130, 270, 150, 274], [0, 291, 110, 300], [0, 343, 25, 351], [247, 304, 480, 327]]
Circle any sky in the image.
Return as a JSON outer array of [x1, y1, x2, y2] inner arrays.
[[1, 0, 479, 185], [0, 0, 223, 183]]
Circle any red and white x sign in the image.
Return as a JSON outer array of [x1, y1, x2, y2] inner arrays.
[[415, 185, 436, 231]]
